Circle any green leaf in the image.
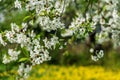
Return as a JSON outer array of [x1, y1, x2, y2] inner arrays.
[[23, 16, 31, 22], [18, 58, 29, 62], [21, 47, 29, 57], [63, 51, 69, 56]]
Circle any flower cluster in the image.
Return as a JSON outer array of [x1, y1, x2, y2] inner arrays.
[[0, 22, 60, 78], [1, 22, 61, 65], [3, 49, 20, 64], [1, 0, 72, 79], [5, 23, 29, 46], [90, 49, 104, 61], [37, 16, 65, 32], [0, 19, 63, 79], [62, 0, 119, 60], [25, 0, 69, 15], [14, 0, 22, 9], [62, 14, 94, 38], [17, 63, 32, 79], [91, 0, 120, 48], [43, 36, 59, 49], [0, 33, 7, 46]]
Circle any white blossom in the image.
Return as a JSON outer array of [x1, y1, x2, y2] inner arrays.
[[97, 50, 104, 58], [11, 23, 20, 32], [8, 49, 20, 61], [37, 16, 64, 32], [14, 0, 22, 9], [22, 23, 28, 32], [5, 31, 15, 43], [43, 36, 59, 49], [96, 32, 109, 44], [91, 50, 104, 61], [63, 14, 90, 38], [2, 49, 20, 64], [25, 0, 70, 15], [2, 55, 10, 64], [91, 55, 99, 62], [18, 63, 24, 76], [16, 33, 30, 48], [0, 33, 7, 46], [18, 63, 32, 79], [61, 29, 73, 37], [30, 48, 51, 65], [90, 48, 94, 53]]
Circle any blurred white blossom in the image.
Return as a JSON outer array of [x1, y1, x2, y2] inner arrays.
[[37, 16, 64, 32], [91, 50, 104, 61], [2, 49, 20, 64], [18, 63, 32, 79], [0, 33, 7, 46], [91, 55, 99, 62], [14, 0, 22, 9], [90, 48, 94, 53], [0, 13, 5, 23]]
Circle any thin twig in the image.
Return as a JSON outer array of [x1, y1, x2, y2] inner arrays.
[[60, 0, 66, 18]]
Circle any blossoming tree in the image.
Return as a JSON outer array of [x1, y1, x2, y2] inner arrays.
[[0, 0, 120, 79]]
